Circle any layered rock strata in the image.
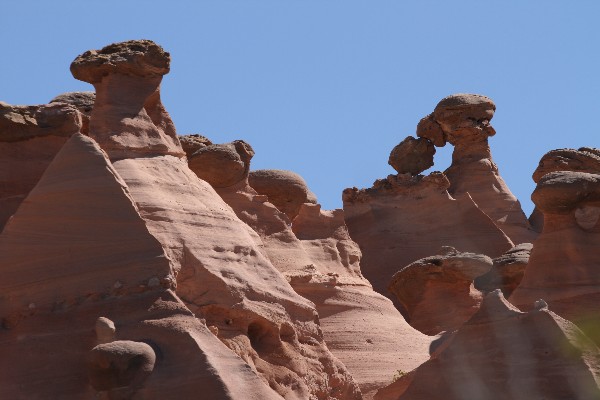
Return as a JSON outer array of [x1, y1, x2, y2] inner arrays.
[[343, 172, 513, 301], [0, 101, 82, 232], [510, 169, 600, 344], [388, 247, 492, 335], [378, 291, 600, 400], [187, 139, 431, 399], [70, 40, 360, 399], [0, 133, 280, 399]]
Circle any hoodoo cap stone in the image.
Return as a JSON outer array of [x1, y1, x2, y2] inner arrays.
[[533, 148, 600, 183], [433, 93, 496, 140], [71, 40, 170, 84], [532, 171, 600, 214]]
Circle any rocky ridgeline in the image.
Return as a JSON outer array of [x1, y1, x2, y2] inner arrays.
[[0, 39, 599, 400]]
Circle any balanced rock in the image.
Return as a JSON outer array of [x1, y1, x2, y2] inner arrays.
[[88, 340, 157, 392], [475, 242, 533, 297], [416, 114, 445, 147], [388, 136, 435, 175], [249, 169, 317, 220], [71, 40, 184, 158], [433, 93, 496, 143], [388, 247, 492, 335]]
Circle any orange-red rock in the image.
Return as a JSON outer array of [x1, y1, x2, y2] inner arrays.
[[0, 101, 83, 231], [379, 291, 600, 400], [249, 169, 318, 220], [433, 94, 537, 245], [0, 133, 173, 318], [50, 91, 95, 135], [187, 141, 431, 399], [343, 172, 513, 302], [388, 247, 492, 335], [475, 242, 532, 297], [69, 39, 361, 399], [71, 40, 183, 159], [510, 170, 600, 344], [387, 136, 435, 175]]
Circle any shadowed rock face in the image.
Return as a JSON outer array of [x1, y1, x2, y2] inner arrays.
[[510, 169, 600, 345], [249, 169, 318, 220], [378, 291, 600, 400], [71, 40, 183, 159], [475, 243, 533, 297], [389, 247, 492, 335], [0, 102, 82, 232]]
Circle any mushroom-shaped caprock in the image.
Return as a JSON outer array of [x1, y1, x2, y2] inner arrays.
[[70, 40, 183, 158], [389, 247, 492, 335]]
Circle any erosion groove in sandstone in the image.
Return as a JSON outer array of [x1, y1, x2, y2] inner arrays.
[[1, 39, 598, 400]]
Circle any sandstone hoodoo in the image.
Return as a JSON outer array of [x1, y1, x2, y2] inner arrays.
[[71, 40, 184, 159], [75, 40, 360, 399], [510, 166, 600, 345], [434, 94, 537, 245], [388, 247, 492, 335], [2, 38, 599, 400]]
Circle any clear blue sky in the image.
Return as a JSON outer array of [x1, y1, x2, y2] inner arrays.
[[2, 1, 598, 215]]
